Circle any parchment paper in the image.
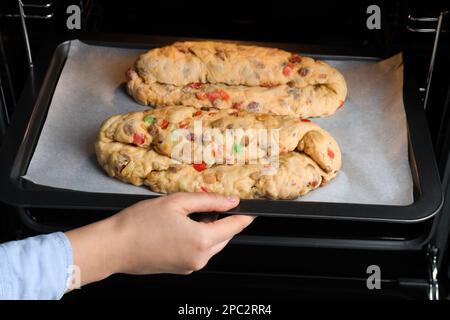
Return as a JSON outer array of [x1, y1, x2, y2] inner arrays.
[[23, 40, 413, 205]]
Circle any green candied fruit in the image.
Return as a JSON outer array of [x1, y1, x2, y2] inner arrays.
[[233, 143, 242, 153], [143, 115, 155, 125]]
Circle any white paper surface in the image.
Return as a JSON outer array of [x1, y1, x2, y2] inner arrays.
[[23, 40, 413, 205]]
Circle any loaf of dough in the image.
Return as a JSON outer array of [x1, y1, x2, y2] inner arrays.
[[126, 41, 347, 117], [96, 138, 338, 200], [99, 105, 341, 172], [95, 106, 341, 199]]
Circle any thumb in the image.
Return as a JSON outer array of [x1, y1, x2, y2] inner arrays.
[[168, 192, 240, 215]]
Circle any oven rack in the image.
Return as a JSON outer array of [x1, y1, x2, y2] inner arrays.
[[407, 11, 449, 110], [3, 1, 55, 69]]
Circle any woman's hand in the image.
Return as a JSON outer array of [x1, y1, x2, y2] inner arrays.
[[65, 193, 254, 289]]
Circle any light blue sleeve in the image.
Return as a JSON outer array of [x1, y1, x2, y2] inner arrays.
[[0, 232, 73, 300]]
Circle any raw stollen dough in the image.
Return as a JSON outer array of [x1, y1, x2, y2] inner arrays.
[[95, 106, 341, 199], [126, 41, 347, 117]]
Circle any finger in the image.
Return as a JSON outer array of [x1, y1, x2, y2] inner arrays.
[[169, 192, 240, 215], [200, 238, 232, 270], [206, 214, 256, 244], [209, 238, 232, 256]]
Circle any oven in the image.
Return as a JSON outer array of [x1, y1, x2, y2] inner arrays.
[[0, 0, 449, 300]]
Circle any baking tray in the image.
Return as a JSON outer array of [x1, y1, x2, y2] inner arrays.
[[0, 35, 443, 223]]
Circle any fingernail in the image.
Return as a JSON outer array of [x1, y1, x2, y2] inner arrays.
[[227, 196, 239, 203]]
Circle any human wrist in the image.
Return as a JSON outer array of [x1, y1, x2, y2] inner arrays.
[[101, 211, 135, 276], [96, 214, 128, 278], [65, 214, 125, 286]]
